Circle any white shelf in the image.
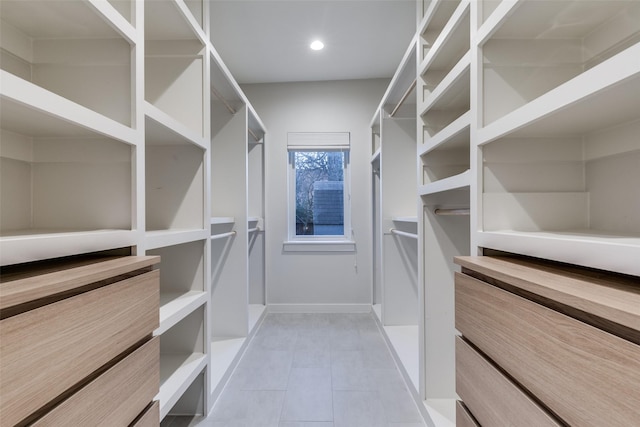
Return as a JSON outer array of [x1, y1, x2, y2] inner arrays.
[[157, 291, 208, 336], [0, 229, 135, 266], [478, 43, 640, 144], [157, 352, 207, 420], [419, 0, 469, 75], [419, 169, 470, 197], [375, 36, 418, 114], [145, 229, 208, 250], [419, 0, 464, 53], [371, 148, 381, 164], [478, 230, 640, 277], [211, 217, 235, 225], [145, 102, 207, 149], [392, 217, 419, 223], [420, 52, 470, 117], [248, 304, 267, 334], [419, 111, 470, 156], [210, 337, 246, 397], [383, 325, 420, 393], [0, 71, 137, 145]]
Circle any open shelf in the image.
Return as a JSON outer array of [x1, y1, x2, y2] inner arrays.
[[145, 103, 207, 150], [420, 61, 470, 140], [419, 1, 469, 104], [419, 0, 463, 61], [1, 115, 133, 265], [419, 170, 470, 199], [209, 337, 246, 397], [148, 240, 206, 332], [158, 291, 208, 336], [0, 1, 134, 127], [480, 119, 640, 276], [145, 127, 205, 233], [480, 0, 640, 126], [477, 45, 640, 144], [145, 0, 206, 139], [158, 306, 206, 420], [383, 325, 420, 392]]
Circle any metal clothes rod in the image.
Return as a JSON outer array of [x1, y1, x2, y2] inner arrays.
[[248, 128, 261, 142], [389, 228, 418, 239], [389, 78, 417, 118], [210, 231, 236, 240], [434, 208, 470, 216], [211, 86, 236, 115], [248, 227, 261, 233]]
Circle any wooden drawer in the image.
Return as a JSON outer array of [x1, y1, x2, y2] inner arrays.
[[0, 269, 159, 426], [32, 337, 159, 426], [455, 272, 640, 427], [456, 401, 479, 427], [132, 401, 160, 427], [456, 336, 560, 427]]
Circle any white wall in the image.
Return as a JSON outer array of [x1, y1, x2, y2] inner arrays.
[[242, 79, 389, 310]]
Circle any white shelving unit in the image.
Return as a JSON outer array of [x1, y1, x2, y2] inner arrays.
[[1, 0, 266, 421], [0, 0, 137, 266], [143, 0, 210, 420], [369, 36, 424, 408], [377, 1, 640, 426], [475, 0, 640, 276], [417, 1, 471, 424], [209, 39, 268, 405]]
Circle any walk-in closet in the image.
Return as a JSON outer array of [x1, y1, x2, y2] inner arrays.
[[1, 0, 638, 426]]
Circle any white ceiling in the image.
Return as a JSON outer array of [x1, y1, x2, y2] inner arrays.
[[209, 0, 417, 84]]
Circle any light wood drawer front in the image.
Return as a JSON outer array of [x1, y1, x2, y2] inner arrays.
[[32, 337, 159, 426], [456, 401, 480, 427], [455, 272, 640, 427], [456, 337, 560, 427], [131, 401, 160, 427], [0, 270, 159, 427]]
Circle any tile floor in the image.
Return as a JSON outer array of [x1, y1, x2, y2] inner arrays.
[[162, 313, 426, 427]]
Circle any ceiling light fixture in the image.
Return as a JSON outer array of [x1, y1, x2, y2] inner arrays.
[[310, 40, 324, 51]]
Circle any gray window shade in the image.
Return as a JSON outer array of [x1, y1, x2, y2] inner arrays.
[[287, 132, 350, 151]]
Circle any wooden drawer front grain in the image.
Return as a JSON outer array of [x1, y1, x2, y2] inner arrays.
[[131, 401, 160, 427], [455, 272, 640, 427], [456, 337, 560, 427], [0, 270, 159, 427], [32, 337, 159, 426], [456, 401, 480, 427]]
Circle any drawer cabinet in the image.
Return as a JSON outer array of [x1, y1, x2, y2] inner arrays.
[[0, 255, 160, 426], [454, 256, 640, 427]]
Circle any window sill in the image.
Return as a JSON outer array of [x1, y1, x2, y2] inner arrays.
[[283, 240, 356, 252]]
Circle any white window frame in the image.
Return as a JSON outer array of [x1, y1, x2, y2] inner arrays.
[[285, 133, 354, 251]]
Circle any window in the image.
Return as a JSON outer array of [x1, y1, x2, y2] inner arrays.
[[287, 133, 351, 243]]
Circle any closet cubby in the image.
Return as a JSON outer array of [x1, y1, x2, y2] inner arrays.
[[145, 0, 206, 139], [0, 122, 134, 266], [419, 1, 469, 104], [145, 117, 206, 236], [147, 240, 206, 336], [158, 306, 207, 420], [419, 0, 462, 61], [480, 0, 640, 126], [0, 0, 134, 127], [479, 119, 640, 276]]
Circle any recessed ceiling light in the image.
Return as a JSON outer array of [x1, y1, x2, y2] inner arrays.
[[310, 40, 324, 51]]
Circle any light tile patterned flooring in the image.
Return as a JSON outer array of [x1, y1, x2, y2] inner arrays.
[[162, 313, 426, 427]]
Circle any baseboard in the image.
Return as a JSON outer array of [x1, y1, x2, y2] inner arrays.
[[267, 303, 372, 313]]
